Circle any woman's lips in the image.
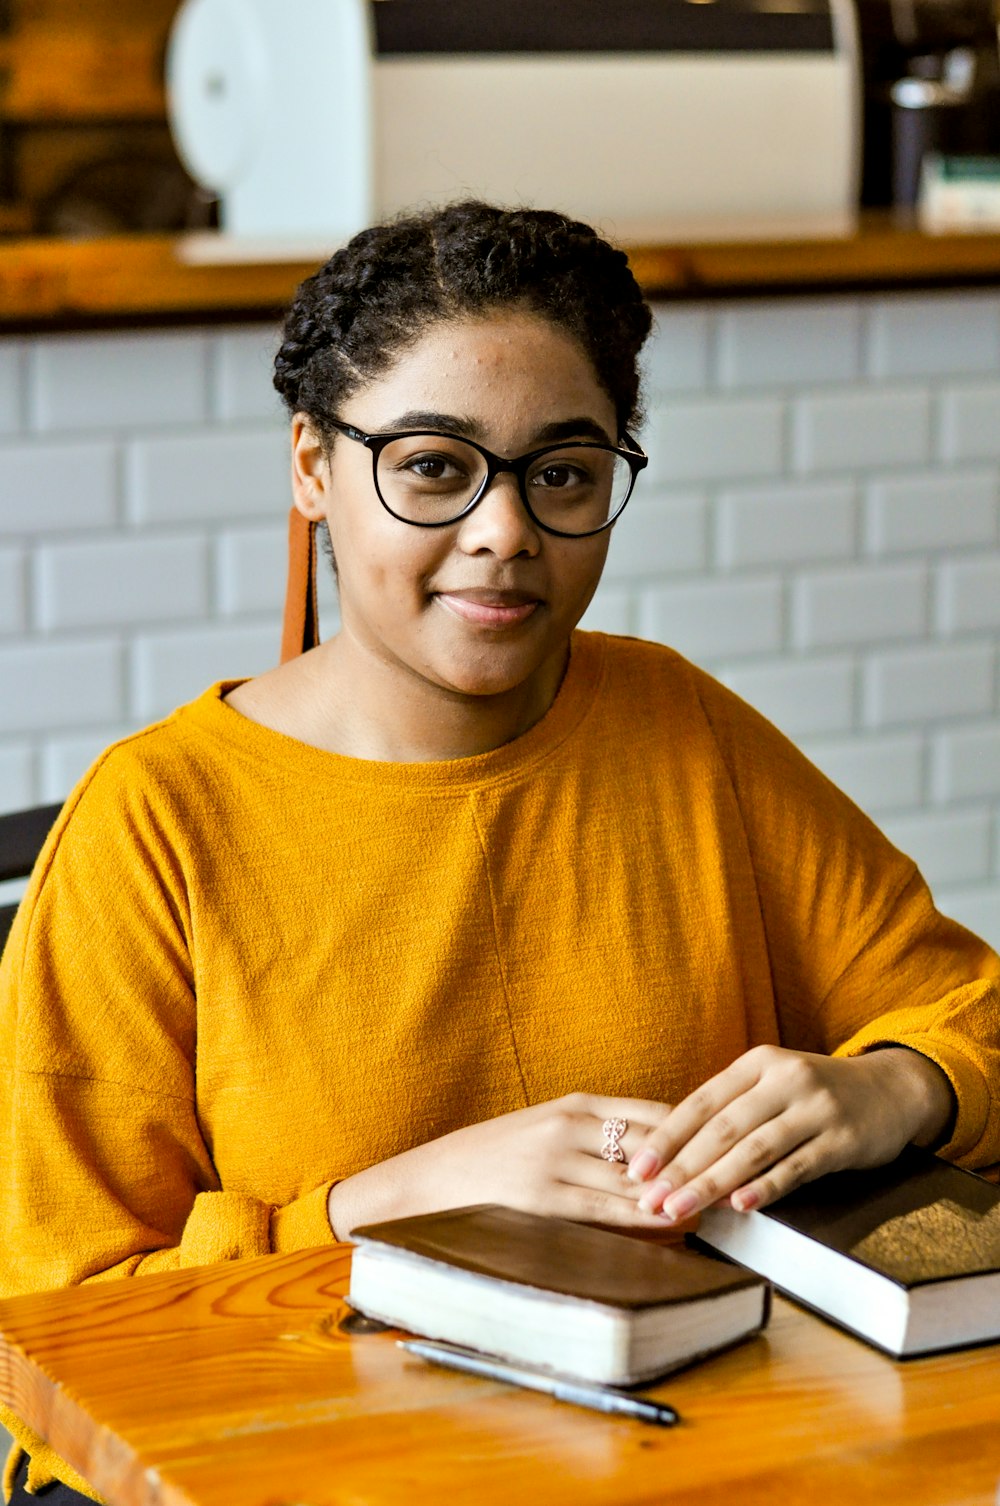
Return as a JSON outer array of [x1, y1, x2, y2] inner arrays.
[[435, 590, 540, 628]]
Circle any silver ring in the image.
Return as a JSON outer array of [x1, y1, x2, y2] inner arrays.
[[601, 1116, 628, 1163]]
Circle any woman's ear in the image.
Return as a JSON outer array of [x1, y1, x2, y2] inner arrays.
[[291, 415, 331, 522]]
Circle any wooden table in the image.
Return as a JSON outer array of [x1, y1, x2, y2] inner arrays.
[[0, 1244, 996, 1506]]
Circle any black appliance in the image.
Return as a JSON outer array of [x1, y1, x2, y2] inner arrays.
[[858, 0, 1000, 206]]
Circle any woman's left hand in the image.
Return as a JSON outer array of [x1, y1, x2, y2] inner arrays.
[[626, 1044, 955, 1223]]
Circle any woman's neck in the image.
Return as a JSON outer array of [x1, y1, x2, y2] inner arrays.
[[226, 633, 570, 763]]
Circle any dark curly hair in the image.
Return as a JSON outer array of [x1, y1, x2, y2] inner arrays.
[[273, 201, 652, 442]]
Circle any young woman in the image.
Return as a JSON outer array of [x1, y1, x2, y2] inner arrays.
[[1, 201, 997, 1500]]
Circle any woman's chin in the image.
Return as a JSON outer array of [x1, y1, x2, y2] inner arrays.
[[432, 662, 545, 701], [436, 643, 571, 711]]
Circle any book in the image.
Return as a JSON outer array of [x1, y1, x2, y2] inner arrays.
[[347, 1203, 770, 1386], [693, 1147, 1000, 1357]]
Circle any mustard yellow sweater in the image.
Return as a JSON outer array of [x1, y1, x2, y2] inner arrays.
[[2, 631, 1000, 1493]]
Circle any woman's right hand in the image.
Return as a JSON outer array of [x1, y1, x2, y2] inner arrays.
[[327, 1093, 674, 1239]]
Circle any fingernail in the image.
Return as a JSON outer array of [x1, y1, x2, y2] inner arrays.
[[660, 1189, 699, 1224], [638, 1179, 674, 1213], [627, 1149, 660, 1183], [732, 1188, 759, 1212]]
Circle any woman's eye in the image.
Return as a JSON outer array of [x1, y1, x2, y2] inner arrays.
[[535, 463, 587, 489], [399, 452, 466, 483], [412, 454, 450, 477]]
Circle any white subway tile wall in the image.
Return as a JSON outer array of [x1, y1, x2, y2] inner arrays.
[[645, 395, 785, 483], [865, 469, 998, 555], [0, 438, 119, 534], [936, 557, 1000, 635], [131, 622, 280, 721], [0, 742, 32, 815], [939, 382, 1000, 463], [127, 429, 290, 525], [2, 296, 1000, 945], [0, 548, 26, 635], [793, 386, 932, 473], [0, 346, 24, 435], [716, 479, 857, 570], [862, 642, 995, 726], [867, 294, 1000, 379], [35, 534, 210, 631], [718, 299, 862, 387], [791, 562, 928, 649]]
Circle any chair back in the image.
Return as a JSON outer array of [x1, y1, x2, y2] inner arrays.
[[0, 803, 62, 952]]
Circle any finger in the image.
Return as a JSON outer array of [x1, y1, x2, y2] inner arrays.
[[558, 1144, 651, 1200], [586, 1116, 661, 1168], [570, 1092, 676, 1128], [727, 1130, 851, 1212], [649, 1110, 815, 1222], [543, 1178, 682, 1232], [553, 1093, 672, 1166], [636, 1078, 797, 1213], [626, 1054, 771, 1186]]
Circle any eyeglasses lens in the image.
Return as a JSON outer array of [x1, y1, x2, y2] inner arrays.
[[375, 436, 632, 533]]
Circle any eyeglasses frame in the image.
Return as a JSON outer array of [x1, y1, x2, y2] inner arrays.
[[324, 416, 649, 538]]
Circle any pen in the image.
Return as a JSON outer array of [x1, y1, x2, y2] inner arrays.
[[398, 1338, 680, 1427]]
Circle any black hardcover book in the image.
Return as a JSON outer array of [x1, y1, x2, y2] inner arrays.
[[693, 1147, 1000, 1356]]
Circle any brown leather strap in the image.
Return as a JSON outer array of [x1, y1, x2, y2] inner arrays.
[[280, 508, 319, 663]]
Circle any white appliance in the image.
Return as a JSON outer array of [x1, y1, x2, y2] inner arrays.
[[167, 0, 861, 256]]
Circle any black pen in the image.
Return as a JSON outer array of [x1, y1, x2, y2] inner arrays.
[[398, 1338, 681, 1426]]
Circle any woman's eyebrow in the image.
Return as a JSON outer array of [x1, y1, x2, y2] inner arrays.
[[381, 410, 479, 436], [534, 418, 614, 445], [381, 412, 614, 446]]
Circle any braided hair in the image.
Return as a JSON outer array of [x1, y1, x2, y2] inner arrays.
[[273, 201, 652, 442]]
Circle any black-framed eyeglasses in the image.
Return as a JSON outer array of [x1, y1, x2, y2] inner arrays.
[[326, 417, 648, 538]]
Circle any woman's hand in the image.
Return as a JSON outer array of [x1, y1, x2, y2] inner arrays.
[[328, 1092, 677, 1240], [626, 1045, 956, 1224]]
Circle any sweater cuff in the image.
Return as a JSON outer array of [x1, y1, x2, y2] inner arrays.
[[178, 1190, 274, 1265], [271, 1181, 337, 1253], [834, 1026, 990, 1164]]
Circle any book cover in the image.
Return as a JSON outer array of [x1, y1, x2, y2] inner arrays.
[[354, 1203, 765, 1308], [754, 1147, 1000, 1288]]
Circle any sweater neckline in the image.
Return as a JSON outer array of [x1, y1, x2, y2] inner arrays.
[[181, 630, 609, 792]]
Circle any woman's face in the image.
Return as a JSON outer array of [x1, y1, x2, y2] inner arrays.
[[291, 310, 617, 705]]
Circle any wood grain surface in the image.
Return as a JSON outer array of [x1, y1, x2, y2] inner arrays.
[[0, 236, 321, 328], [0, 1243, 998, 1506], [7, 217, 1000, 330]]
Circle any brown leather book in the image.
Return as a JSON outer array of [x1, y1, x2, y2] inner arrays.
[[348, 1203, 770, 1385], [695, 1147, 1000, 1356]]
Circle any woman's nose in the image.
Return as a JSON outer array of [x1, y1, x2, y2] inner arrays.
[[456, 472, 541, 557]]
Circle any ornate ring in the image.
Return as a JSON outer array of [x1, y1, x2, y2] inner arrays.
[[601, 1116, 628, 1163]]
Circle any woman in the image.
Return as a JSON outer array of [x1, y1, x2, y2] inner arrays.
[[1, 201, 997, 1500]]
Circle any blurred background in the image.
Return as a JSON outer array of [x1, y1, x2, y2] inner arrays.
[[0, 0, 208, 238], [2, 0, 999, 238]]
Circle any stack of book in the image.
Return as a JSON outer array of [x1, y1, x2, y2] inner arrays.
[[347, 1147, 1000, 1410]]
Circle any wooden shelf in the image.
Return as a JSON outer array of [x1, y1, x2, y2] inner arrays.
[[0, 235, 317, 329], [6, 216, 1000, 331], [627, 218, 1000, 297], [0, 24, 167, 121]]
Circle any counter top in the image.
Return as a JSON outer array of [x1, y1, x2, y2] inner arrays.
[[6, 215, 1000, 330]]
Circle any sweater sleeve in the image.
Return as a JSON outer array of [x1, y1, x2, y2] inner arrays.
[[691, 667, 1000, 1168], [0, 748, 335, 1304]]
